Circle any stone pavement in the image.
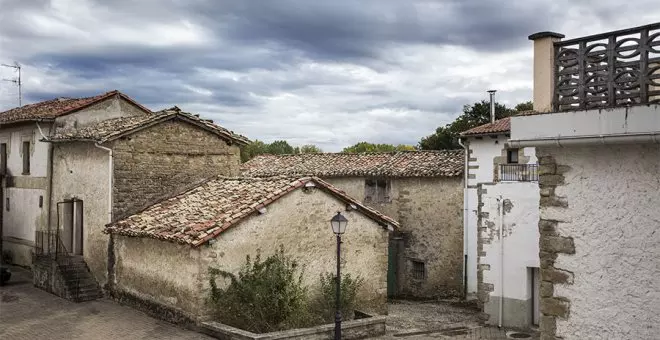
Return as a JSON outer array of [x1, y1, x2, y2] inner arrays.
[[0, 266, 212, 340]]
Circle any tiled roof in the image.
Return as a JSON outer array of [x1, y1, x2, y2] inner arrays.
[[460, 117, 511, 136], [49, 106, 250, 145], [105, 176, 400, 246], [240, 150, 464, 178], [0, 90, 151, 124]]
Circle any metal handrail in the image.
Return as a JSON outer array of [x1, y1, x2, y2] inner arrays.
[[499, 164, 539, 182]]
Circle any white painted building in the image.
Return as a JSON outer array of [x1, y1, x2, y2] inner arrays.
[[460, 116, 541, 328], [0, 91, 150, 267], [509, 24, 660, 340]]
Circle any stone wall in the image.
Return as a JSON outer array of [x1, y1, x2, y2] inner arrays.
[[200, 186, 390, 316], [325, 176, 463, 298], [111, 119, 241, 218], [537, 144, 660, 340]]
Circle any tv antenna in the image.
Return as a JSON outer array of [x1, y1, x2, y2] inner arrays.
[[2, 62, 22, 107]]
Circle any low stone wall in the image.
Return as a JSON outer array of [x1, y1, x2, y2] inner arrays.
[[200, 315, 387, 340], [32, 255, 68, 299]]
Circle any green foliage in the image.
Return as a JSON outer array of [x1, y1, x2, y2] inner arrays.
[[342, 142, 416, 153], [240, 140, 323, 162], [297, 144, 323, 154], [419, 100, 532, 150], [311, 272, 364, 323], [515, 101, 534, 112], [208, 247, 310, 333], [240, 139, 268, 162], [266, 140, 295, 155]]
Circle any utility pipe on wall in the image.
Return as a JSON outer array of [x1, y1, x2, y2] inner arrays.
[[94, 143, 113, 223], [488, 90, 496, 124], [498, 195, 504, 328], [507, 132, 660, 148], [458, 137, 469, 299]]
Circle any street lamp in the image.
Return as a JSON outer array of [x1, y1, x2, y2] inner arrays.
[[330, 212, 348, 340]]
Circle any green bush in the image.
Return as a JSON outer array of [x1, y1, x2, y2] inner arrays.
[[311, 272, 364, 323], [208, 247, 310, 333]]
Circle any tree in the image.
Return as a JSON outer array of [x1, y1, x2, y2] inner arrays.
[[266, 140, 295, 155], [514, 101, 533, 112], [341, 142, 416, 153], [298, 144, 323, 153], [241, 140, 268, 162], [418, 100, 523, 150]]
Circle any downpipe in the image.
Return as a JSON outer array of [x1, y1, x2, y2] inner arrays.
[[498, 195, 504, 328], [458, 138, 469, 298]]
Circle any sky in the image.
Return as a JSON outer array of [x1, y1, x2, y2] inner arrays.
[[0, 0, 658, 151]]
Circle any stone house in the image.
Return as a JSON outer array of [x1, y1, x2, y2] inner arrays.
[[0, 90, 151, 267], [104, 176, 398, 322], [459, 117, 541, 329], [240, 151, 464, 299], [507, 24, 660, 339]]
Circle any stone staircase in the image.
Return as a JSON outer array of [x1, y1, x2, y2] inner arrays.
[[58, 255, 103, 302]]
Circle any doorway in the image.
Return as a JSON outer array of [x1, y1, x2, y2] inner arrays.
[[59, 198, 83, 255]]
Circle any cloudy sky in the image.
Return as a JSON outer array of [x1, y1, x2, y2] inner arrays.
[[0, 1, 658, 150]]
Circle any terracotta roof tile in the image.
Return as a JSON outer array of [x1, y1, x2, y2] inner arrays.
[[0, 90, 151, 124], [240, 150, 464, 178], [460, 117, 511, 136], [49, 106, 249, 145], [105, 176, 399, 246]]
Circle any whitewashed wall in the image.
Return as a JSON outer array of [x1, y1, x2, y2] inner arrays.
[[479, 181, 540, 328], [546, 144, 660, 340], [464, 134, 537, 297]]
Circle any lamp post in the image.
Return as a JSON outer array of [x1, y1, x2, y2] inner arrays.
[[330, 212, 348, 340]]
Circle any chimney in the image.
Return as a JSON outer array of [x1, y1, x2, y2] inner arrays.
[[487, 90, 496, 124], [528, 31, 565, 112]]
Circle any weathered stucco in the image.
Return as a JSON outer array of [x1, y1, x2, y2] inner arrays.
[[113, 236, 204, 318], [50, 143, 110, 284], [109, 186, 390, 320], [477, 181, 540, 328], [54, 96, 147, 129], [325, 176, 462, 298], [538, 144, 660, 340], [201, 187, 389, 315], [110, 119, 241, 218]]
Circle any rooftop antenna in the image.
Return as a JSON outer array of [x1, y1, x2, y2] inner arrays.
[[2, 62, 22, 107]]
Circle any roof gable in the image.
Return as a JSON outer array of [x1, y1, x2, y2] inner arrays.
[[0, 90, 151, 125], [48, 107, 250, 145], [241, 150, 464, 178], [460, 117, 511, 136], [105, 176, 399, 247]]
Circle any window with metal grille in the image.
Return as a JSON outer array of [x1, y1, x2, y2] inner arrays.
[[412, 260, 425, 280], [365, 178, 390, 203]]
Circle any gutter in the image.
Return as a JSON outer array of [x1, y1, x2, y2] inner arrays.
[[457, 138, 469, 299], [508, 132, 660, 148], [94, 143, 113, 223]]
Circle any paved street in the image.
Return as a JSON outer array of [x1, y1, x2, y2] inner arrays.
[[0, 267, 212, 340]]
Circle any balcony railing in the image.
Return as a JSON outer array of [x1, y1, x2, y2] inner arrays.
[[499, 164, 538, 182], [554, 23, 660, 111]]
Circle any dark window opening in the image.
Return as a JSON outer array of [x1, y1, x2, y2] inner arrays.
[[507, 148, 519, 164], [1, 143, 7, 175], [365, 179, 391, 203], [39, 195, 43, 208], [412, 260, 425, 280], [5, 197, 9, 211], [22, 141, 30, 175]]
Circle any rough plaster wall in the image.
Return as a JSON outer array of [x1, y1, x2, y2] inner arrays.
[[465, 136, 536, 297], [0, 124, 51, 266], [325, 176, 463, 298], [54, 96, 146, 129], [546, 144, 660, 340], [200, 187, 389, 315], [113, 236, 203, 317], [50, 143, 110, 284], [111, 119, 240, 218], [478, 182, 540, 327]]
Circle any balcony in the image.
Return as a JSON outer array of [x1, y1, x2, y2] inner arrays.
[[498, 164, 538, 182], [554, 23, 660, 111]]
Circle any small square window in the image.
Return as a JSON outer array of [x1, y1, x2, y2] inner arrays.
[[507, 149, 519, 164], [412, 260, 425, 280], [365, 178, 390, 203]]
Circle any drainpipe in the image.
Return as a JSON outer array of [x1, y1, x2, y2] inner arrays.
[[487, 90, 496, 124], [498, 195, 504, 328], [507, 132, 660, 148], [458, 137, 469, 299], [94, 143, 113, 223]]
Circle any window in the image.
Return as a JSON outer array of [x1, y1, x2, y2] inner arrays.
[[412, 260, 425, 280], [22, 141, 30, 175], [507, 148, 519, 164], [0, 143, 6, 174], [365, 179, 390, 203]]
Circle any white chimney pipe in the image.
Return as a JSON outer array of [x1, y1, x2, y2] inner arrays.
[[488, 90, 496, 124]]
